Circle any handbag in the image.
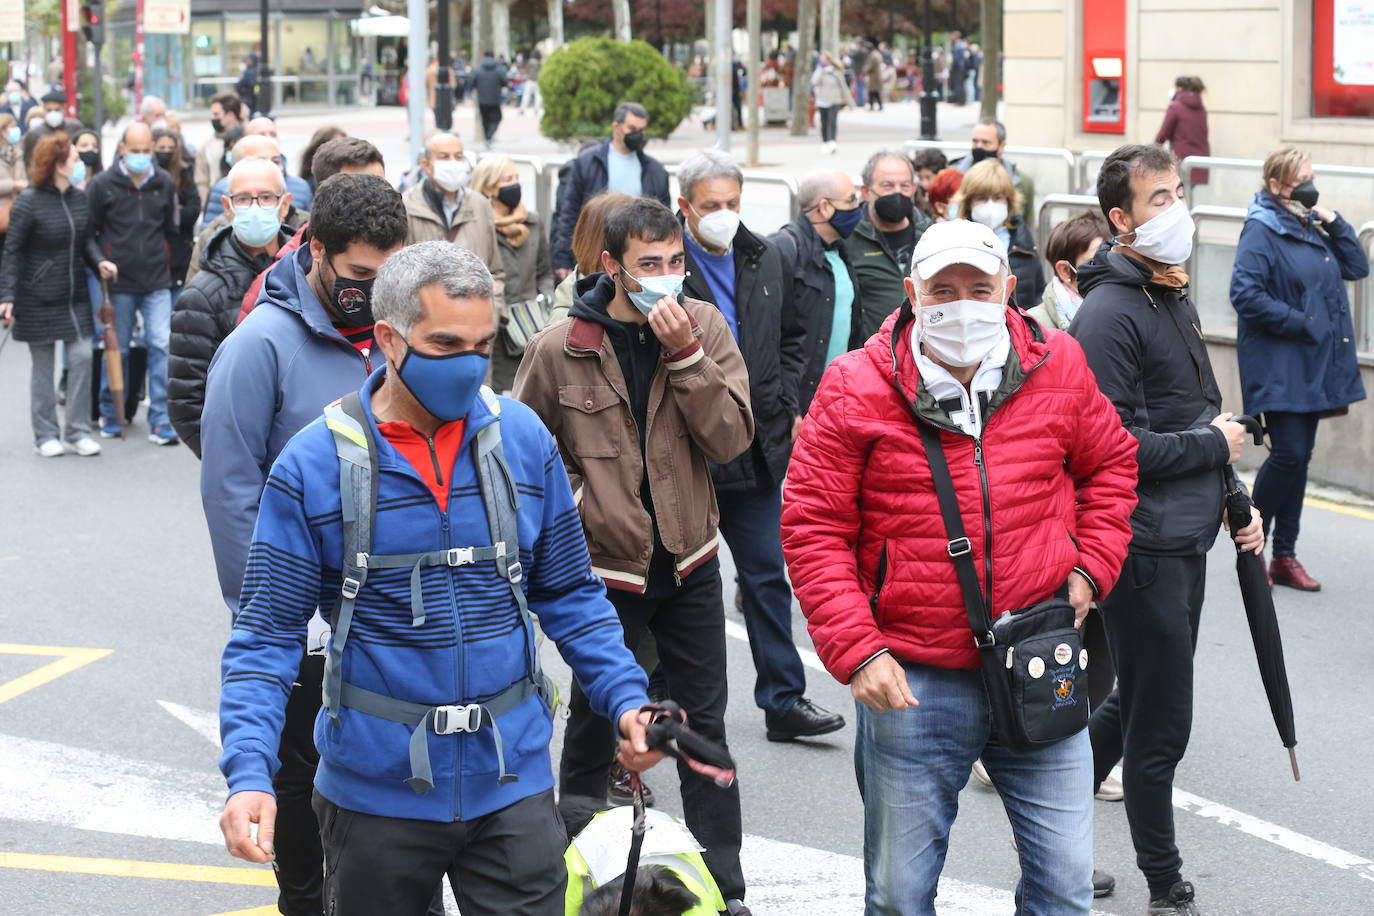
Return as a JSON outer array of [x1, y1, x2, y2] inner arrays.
[[916, 422, 1089, 750], [503, 292, 550, 356]]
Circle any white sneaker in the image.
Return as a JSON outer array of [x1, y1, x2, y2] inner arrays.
[[1095, 773, 1124, 801], [70, 436, 102, 456], [971, 759, 993, 788], [35, 439, 65, 458]]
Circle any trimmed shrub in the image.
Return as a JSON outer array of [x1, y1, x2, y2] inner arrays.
[[539, 38, 693, 143]]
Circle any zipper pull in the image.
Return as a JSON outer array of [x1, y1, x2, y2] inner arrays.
[[1006, 645, 1015, 669], [361, 346, 372, 373], [638, 326, 646, 345], [973, 440, 984, 467]]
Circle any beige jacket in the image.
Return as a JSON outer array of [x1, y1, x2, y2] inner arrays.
[[513, 291, 754, 592], [402, 179, 506, 316], [193, 136, 225, 207]]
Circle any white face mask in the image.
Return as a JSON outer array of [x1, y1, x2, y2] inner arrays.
[[915, 293, 1010, 368], [431, 159, 471, 193], [1125, 197, 1194, 266], [692, 206, 741, 250], [1052, 275, 1084, 322], [44, 110, 63, 129], [970, 199, 1008, 230]]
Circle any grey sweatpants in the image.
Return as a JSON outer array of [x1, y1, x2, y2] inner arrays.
[[29, 339, 92, 444]]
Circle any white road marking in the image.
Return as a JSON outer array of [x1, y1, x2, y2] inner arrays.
[[158, 699, 222, 749], [723, 618, 827, 673]]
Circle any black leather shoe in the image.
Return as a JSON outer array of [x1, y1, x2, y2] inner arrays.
[[724, 901, 752, 916], [1093, 868, 1116, 898], [607, 761, 655, 807], [765, 698, 845, 742]]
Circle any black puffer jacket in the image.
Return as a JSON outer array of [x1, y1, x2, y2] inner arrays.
[[1070, 246, 1231, 556], [683, 217, 805, 491], [168, 223, 287, 457], [87, 162, 178, 294], [0, 184, 102, 343], [769, 212, 862, 415]]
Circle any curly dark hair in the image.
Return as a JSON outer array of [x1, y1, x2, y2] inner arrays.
[[310, 173, 408, 258]]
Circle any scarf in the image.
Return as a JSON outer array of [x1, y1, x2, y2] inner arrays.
[[493, 202, 530, 247], [1112, 245, 1190, 290]]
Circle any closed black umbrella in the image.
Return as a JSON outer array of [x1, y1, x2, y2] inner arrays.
[[1226, 416, 1299, 781]]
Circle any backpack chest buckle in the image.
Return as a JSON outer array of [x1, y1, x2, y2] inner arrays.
[[433, 704, 482, 735]]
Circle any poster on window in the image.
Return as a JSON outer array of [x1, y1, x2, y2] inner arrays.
[[1314, 0, 1374, 116], [0, 0, 23, 44], [144, 0, 191, 35]]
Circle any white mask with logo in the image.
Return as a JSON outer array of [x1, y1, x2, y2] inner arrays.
[[915, 292, 1010, 368], [1125, 197, 1194, 266]]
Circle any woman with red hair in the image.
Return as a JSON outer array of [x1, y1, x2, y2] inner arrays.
[[924, 167, 963, 221], [0, 132, 117, 457]]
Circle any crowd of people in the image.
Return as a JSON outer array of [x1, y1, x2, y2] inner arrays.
[[1, 60, 1364, 916]]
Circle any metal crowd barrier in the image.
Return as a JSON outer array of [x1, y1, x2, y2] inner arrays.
[[1077, 149, 1110, 194], [904, 141, 1079, 196], [1035, 193, 1101, 254], [1180, 155, 1374, 202]]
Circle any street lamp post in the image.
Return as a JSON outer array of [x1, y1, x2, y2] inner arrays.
[[435, 0, 453, 130], [919, 0, 939, 140]]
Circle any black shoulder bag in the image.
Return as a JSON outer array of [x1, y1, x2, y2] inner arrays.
[[916, 422, 1090, 750]]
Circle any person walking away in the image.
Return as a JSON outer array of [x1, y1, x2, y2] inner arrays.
[[956, 159, 1045, 309], [200, 174, 411, 916], [194, 93, 244, 205], [1155, 77, 1209, 186], [469, 154, 553, 391], [217, 240, 663, 915], [169, 157, 295, 456], [810, 54, 854, 155], [153, 127, 203, 300], [1028, 211, 1108, 331], [1071, 144, 1265, 916], [781, 218, 1139, 916], [514, 198, 755, 915], [87, 122, 180, 444], [0, 132, 117, 457], [519, 50, 542, 114], [847, 152, 932, 338], [676, 150, 845, 743], [237, 53, 265, 117], [769, 170, 864, 414], [551, 102, 670, 280], [948, 31, 968, 105], [864, 43, 885, 111], [472, 51, 508, 148], [1229, 146, 1367, 591]]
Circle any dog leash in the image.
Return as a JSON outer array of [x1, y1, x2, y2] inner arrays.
[[616, 772, 648, 916]]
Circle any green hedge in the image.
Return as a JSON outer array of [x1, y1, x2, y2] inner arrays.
[[539, 38, 693, 143]]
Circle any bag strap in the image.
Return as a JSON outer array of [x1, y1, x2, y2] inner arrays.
[[915, 422, 996, 649]]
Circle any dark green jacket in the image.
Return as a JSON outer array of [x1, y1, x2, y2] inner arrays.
[[844, 214, 931, 339]]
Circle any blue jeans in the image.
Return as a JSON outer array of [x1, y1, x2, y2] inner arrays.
[[855, 661, 1094, 916], [100, 288, 172, 428], [717, 481, 806, 721], [1251, 411, 1320, 557]]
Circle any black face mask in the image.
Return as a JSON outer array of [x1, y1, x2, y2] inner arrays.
[[873, 191, 914, 224], [328, 259, 376, 324], [623, 130, 646, 152], [78, 150, 100, 171], [155, 151, 174, 169], [970, 146, 997, 164], [210, 118, 224, 134], [1289, 180, 1319, 209], [496, 182, 522, 210]]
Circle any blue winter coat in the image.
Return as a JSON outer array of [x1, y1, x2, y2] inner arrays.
[[219, 369, 650, 822], [1229, 192, 1368, 416]]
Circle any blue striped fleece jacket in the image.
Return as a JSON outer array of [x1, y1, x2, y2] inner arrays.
[[218, 370, 650, 822]]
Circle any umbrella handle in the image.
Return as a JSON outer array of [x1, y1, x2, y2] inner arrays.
[[1289, 747, 1301, 782], [1235, 414, 1265, 447]]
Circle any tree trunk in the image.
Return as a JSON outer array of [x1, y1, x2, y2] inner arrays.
[[746, 0, 761, 166], [789, 0, 815, 137], [819, 0, 839, 57], [493, 0, 512, 59], [980, 0, 1002, 119], [612, 0, 632, 42], [474, 0, 494, 59], [548, 0, 564, 47]]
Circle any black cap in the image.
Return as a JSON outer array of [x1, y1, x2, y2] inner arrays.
[[41, 89, 66, 105]]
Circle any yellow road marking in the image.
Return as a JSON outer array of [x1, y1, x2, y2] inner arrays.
[[0, 644, 113, 705], [1305, 495, 1374, 521], [0, 852, 276, 887], [207, 908, 279, 916]]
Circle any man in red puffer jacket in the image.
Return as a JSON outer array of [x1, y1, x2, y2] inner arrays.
[[781, 219, 1138, 915]]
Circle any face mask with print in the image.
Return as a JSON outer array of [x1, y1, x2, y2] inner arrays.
[[431, 158, 471, 193], [916, 292, 1010, 368], [691, 205, 741, 250], [970, 199, 1008, 230], [1124, 197, 1194, 266], [329, 259, 377, 324], [621, 268, 684, 316]]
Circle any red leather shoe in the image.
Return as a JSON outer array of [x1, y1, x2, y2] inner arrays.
[[1270, 555, 1321, 591]]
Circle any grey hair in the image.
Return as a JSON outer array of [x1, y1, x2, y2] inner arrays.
[[423, 130, 462, 160], [677, 149, 743, 202], [798, 170, 846, 212], [140, 95, 166, 119], [976, 117, 1007, 144], [613, 102, 647, 124], [861, 151, 914, 188], [226, 156, 285, 194], [373, 241, 494, 338]]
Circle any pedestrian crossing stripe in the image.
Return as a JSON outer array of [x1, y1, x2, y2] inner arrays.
[[0, 851, 275, 886], [0, 644, 113, 705]]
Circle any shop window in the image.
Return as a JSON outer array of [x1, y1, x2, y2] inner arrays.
[[1313, 0, 1374, 117]]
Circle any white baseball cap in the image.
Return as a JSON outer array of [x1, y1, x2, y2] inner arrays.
[[911, 219, 1009, 280]]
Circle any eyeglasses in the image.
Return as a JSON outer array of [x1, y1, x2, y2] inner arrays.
[[230, 192, 282, 208], [827, 192, 862, 208]]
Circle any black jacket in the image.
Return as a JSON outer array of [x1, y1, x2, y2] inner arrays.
[[0, 184, 102, 343], [1070, 247, 1231, 556], [682, 218, 804, 491], [1006, 214, 1046, 311], [87, 163, 179, 294], [168, 223, 287, 457], [471, 57, 508, 106], [168, 163, 202, 286], [552, 140, 671, 272], [769, 212, 862, 415]]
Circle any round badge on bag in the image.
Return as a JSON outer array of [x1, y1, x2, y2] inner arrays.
[[1054, 643, 1073, 665], [1079, 648, 1089, 670], [1027, 657, 1046, 679]]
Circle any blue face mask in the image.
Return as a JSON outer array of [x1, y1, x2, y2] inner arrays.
[[397, 343, 489, 422], [828, 203, 864, 238], [620, 269, 685, 316], [232, 203, 281, 248], [125, 152, 153, 174], [7, 92, 20, 108], [5, 126, 19, 144], [70, 159, 87, 186]]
